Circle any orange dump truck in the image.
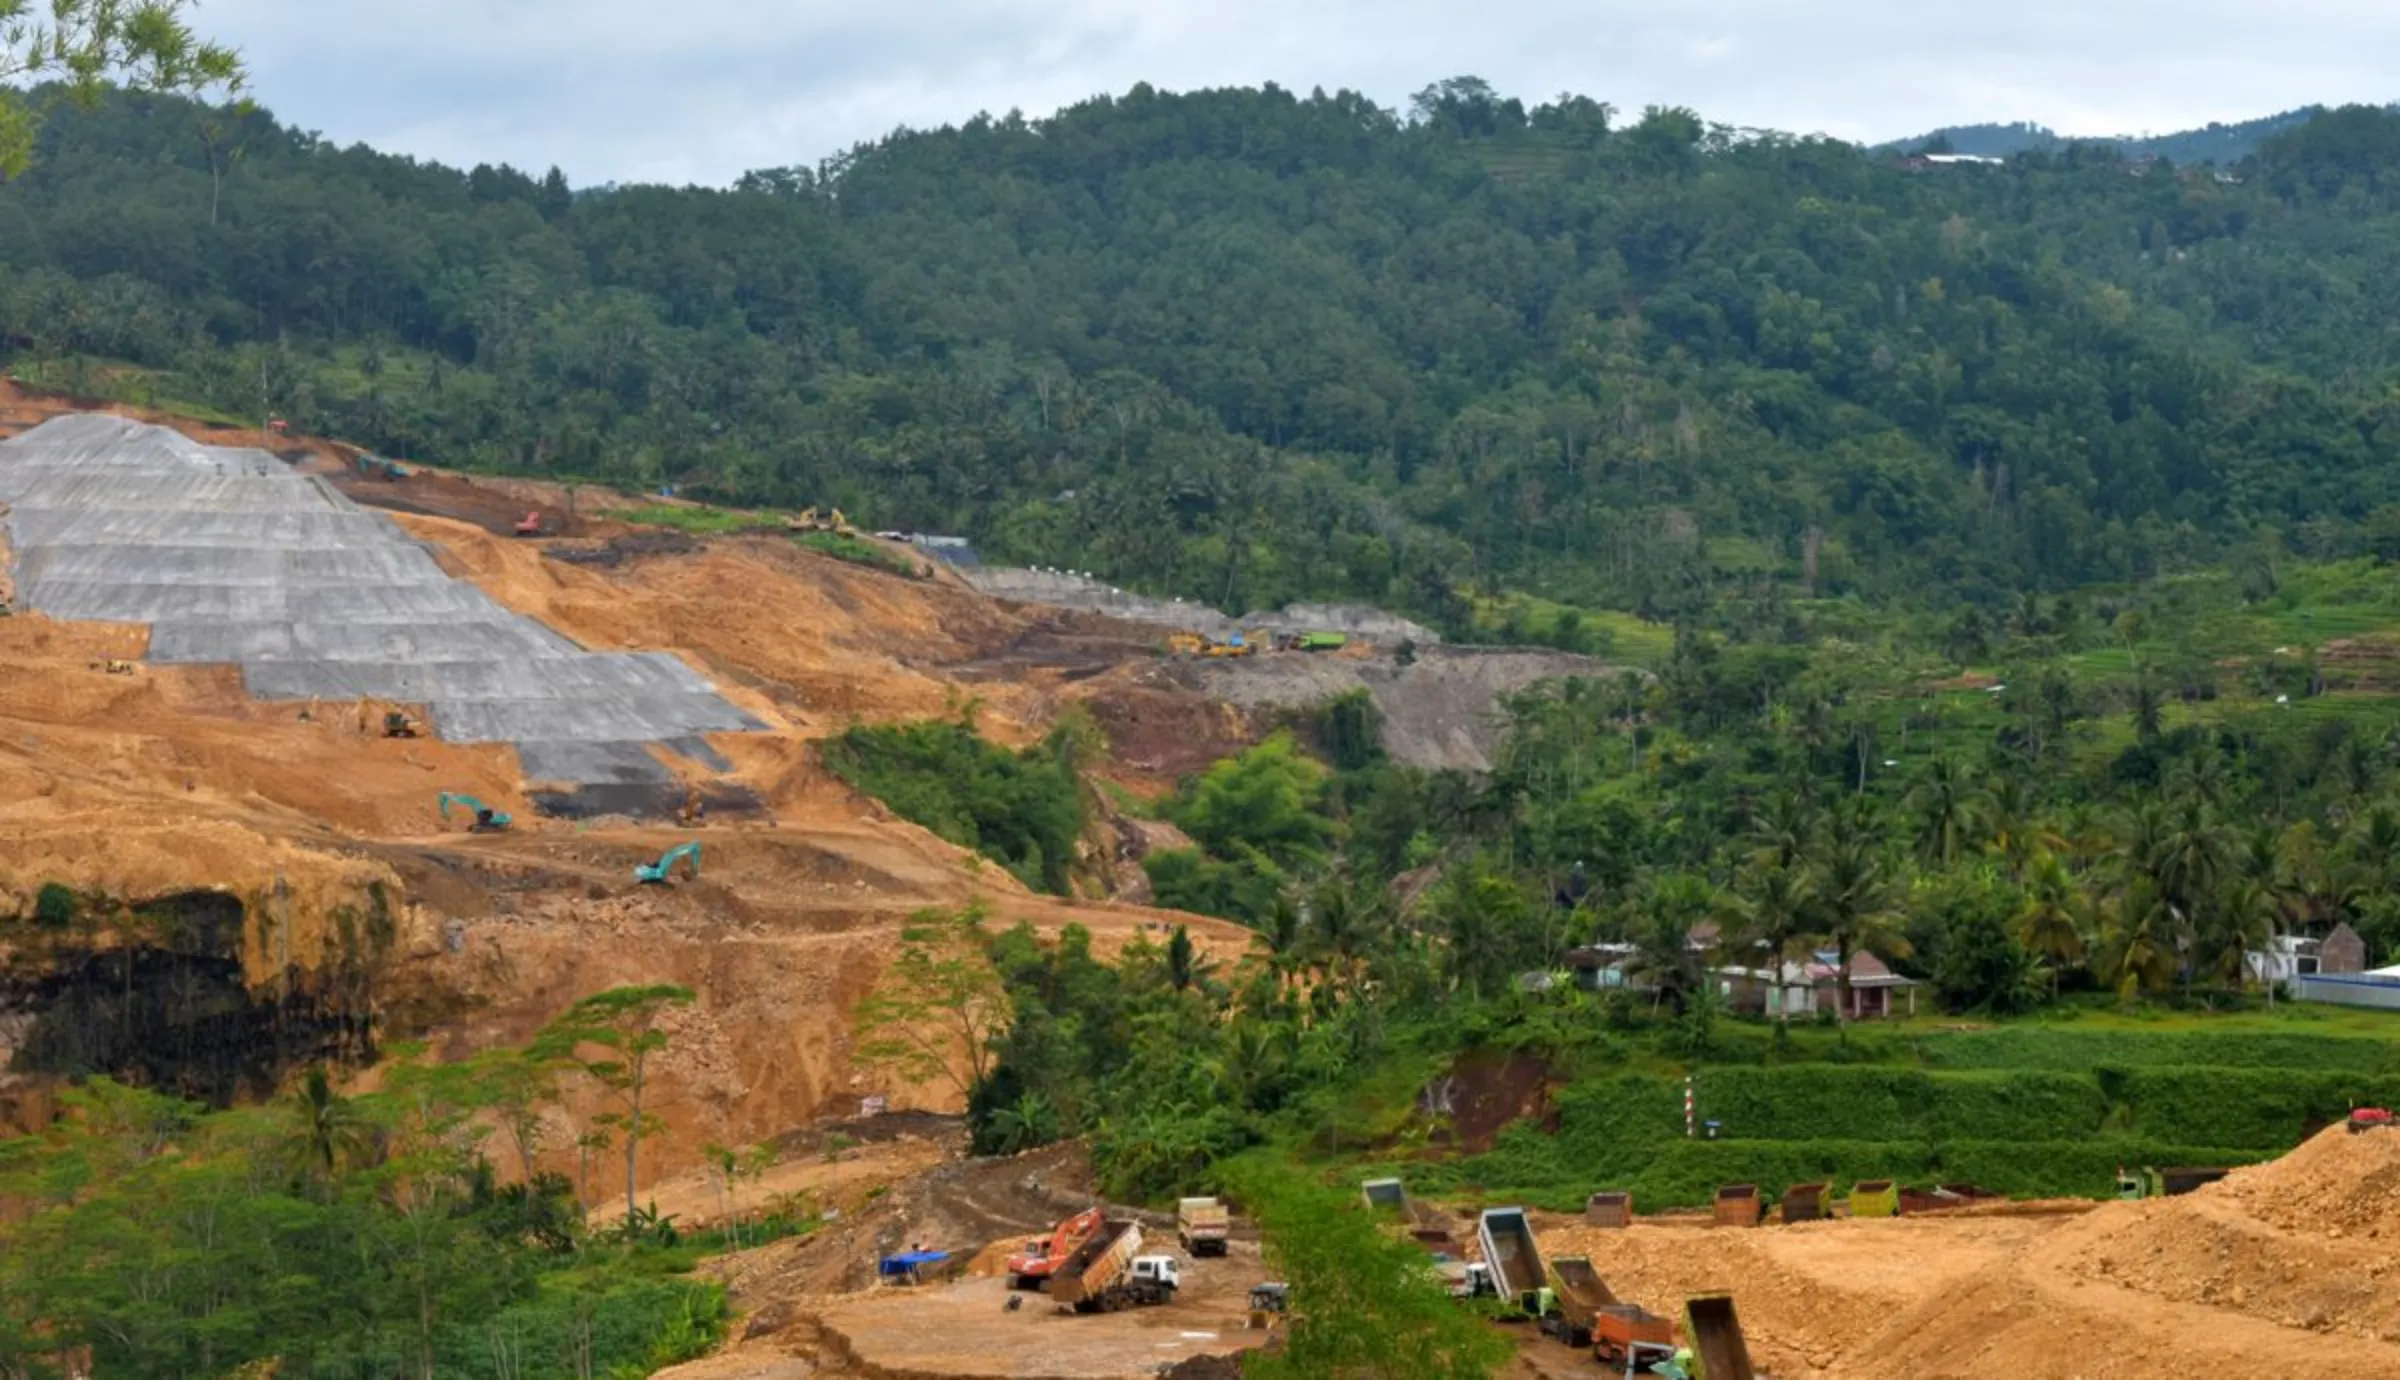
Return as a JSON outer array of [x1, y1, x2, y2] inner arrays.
[[1048, 1219, 1181, 1313]]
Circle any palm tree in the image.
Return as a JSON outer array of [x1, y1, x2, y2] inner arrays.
[[1906, 756, 1990, 867], [2153, 797, 2231, 955], [1814, 808, 1907, 1021], [285, 1066, 376, 1194], [2129, 676, 2166, 743], [2207, 879, 2279, 994], [1258, 892, 1305, 984], [2013, 854, 2088, 996], [1747, 785, 1821, 874], [2099, 876, 2178, 1003], [1308, 877, 1389, 990], [1629, 876, 1716, 1015], [1732, 861, 1814, 1021]]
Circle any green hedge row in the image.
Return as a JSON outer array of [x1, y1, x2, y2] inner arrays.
[[1690, 1067, 2109, 1143], [1686, 1066, 2394, 1149], [1917, 1028, 2400, 1075], [1435, 1059, 2397, 1208], [1449, 1131, 2273, 1211]]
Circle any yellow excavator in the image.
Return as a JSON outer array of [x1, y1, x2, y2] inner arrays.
[[359, 697, 421, 738], [788, 506, 857, 537]]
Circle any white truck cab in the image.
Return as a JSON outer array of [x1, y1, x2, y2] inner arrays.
[[1129, 1255, 1182, 1291]]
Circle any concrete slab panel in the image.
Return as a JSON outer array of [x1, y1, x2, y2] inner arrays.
[[0, 414, 762, 797]]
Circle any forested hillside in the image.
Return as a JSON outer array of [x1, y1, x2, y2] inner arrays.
[[7, 81, 2400, 628]]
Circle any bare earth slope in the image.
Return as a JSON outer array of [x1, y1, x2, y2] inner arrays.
[[0, 407, 1262, 1188]]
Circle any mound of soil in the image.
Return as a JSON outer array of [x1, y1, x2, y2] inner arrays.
[[1846, 1126, 2400, 1378], [2214, 1119, 2400, 1235]]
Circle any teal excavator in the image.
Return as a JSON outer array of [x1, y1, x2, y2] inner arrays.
[[636, 841, 701, 885], [437, 792, 513, 832]]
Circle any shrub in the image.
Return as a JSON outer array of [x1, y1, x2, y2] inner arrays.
[[822, 718, 1086, 894], [33, 882, 77, 928]]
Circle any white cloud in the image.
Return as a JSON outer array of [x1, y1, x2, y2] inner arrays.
[[199, 0, 2400, 185]]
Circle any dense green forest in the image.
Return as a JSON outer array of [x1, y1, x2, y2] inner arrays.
[[10, 83, 2400, 628]]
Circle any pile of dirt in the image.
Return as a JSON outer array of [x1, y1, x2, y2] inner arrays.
[[1843, 1126, 2400, 1378], [2048, 1127, 2400, 1340], [2214, 1119, 2400, 1234], [1521, 1215, 1980, 1378]]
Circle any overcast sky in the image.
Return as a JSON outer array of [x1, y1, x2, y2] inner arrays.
[[201, 0, 2399, 187]]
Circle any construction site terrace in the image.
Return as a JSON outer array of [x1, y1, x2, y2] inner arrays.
[[9, 386, 2400, 1380]]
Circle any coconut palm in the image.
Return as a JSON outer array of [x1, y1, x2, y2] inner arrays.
[[2012, 853, 2088, 997], [284, 1066, 377, 1194], [2098, 876, 2179, 1002], [2207, 878, 2279, 994], [1747, 785, 1822, 874], [1814, 805, 1908, 1021], [1731, 861, 1815, 1021], [1628, 875, 1717, 1015], [1906, 756, 1990, 867]]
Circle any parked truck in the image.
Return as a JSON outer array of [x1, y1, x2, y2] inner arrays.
[[1048, 1219, 1181, 1313], [1177, 1197, 1231, 1257], [1545, 1256, 1617, 1347], [1005, 1206, 1104, 1291], [1684, 1293, 1755, 1380], [1477, 1208, 1550, 1316], [1594, 1304, 1679, 1374]]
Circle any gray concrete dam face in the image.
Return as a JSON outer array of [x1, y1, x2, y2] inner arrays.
[[0, 415, 763, 807]]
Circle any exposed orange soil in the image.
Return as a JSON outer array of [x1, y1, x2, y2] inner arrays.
[[0, 420, 1257, 1192]]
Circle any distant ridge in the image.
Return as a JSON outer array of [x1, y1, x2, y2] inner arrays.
[[1878, 105, 2369, 164]]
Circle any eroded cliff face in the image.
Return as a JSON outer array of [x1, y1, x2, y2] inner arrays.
[[1, 887, 387, 1107]]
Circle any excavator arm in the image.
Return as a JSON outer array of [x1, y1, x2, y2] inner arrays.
[[635, 841, 702, 884]]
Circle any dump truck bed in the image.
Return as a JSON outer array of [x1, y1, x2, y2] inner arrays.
[[1477, 1208, 1548, 1301], [1686, 1293, 1756, 1380], [1548, 1256, 1619, 1328], [1593, 1303, 1677, 1361], [1049, 1220, 1141, 1309]]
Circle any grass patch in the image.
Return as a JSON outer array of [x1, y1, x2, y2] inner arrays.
[[1470, 593, 1674, 665], [793, 530, 926, 578], [602, 503, 763, 535]]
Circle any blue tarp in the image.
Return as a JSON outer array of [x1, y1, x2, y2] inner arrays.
[[878, 1250, 951, 1276]]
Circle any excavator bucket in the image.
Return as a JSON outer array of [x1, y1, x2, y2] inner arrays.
[[1684, 1294, 1754, 1380]]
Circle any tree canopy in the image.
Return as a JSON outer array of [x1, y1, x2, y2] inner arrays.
[[10, 83, 2400, 631]]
